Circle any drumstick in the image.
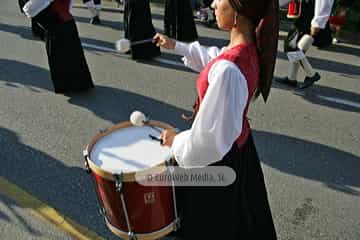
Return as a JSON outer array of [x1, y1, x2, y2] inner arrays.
[[115, 38, 154, 53], [148, 134, 163, 144], [131, 39, 154, 46]]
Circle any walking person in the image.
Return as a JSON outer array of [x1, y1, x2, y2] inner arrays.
[[83, 0, 102, 25], [153, 0, 278, 238], [23, 0, 94, 93], [123, 0, 161, 60], [276, 0, 334, 89], [164, 0, 198, 42]]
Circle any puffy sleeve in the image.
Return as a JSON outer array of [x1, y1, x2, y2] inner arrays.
[[311, 0, 334, 29], [171, 60, 249, 168], [23, 0, 54, 18], [174, 41, 222, 72]]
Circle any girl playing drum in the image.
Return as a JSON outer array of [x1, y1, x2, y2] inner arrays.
[[153, 0, 278, 238]]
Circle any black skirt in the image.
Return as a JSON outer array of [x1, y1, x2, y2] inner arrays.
[[173, 134, 277, 240], [123, 0, 160, 60], [164, 0, 198, 42], [32, 7, 94, 93]]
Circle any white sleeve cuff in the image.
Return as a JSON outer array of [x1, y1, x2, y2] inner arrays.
[[311, 18, 327, 29], [171, 130, 191, 167], [174, 41, 189, 56]]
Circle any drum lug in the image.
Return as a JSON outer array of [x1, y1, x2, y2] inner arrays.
[[174, 217, 181, 231], [83, 149, 91, 174], [99, 127, 108, 134], [98, 206, 105, 216], [128, 232, 137, 240], [114, 173, 124, 193]]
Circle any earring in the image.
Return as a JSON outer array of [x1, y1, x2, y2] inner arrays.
[[233, 12, 238, 27]]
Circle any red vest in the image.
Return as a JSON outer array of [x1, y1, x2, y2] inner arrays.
[[196, 43, 259, 147], [51, 0, 73, 22]]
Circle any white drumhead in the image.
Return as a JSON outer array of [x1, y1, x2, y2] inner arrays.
[[90, 126, 171, 174]]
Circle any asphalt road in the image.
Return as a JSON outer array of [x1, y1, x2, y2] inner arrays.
[[0, 0, 359, 239]]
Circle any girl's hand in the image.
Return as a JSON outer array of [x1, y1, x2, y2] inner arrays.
[[153, 33, 176, 49], [310, 26, 320, 37], [160, 129, 177, 147]]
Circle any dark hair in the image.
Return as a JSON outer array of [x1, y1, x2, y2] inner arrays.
[[228, 0, 269, 25], [228, 0, 279, 101]]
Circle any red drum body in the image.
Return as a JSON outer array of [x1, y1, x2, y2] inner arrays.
[[84, 121, 178, 240], [287, 0, 302, 19]]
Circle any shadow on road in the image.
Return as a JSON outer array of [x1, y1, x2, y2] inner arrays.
[[272, 80, 360, 113], [317, 43, 360, 58], [67, 85, 192, 130], [0, 58, 193, 125], [0, 23, 41, 41], [74, 16, 125, 31], [0, 59, 52, 92], [254, 130, 360, 196], [0, 127, 117, 239], [277, 51, 360, 76]]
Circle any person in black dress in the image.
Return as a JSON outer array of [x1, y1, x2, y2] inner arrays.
[[123, 0, 161, 60], [23, 0, 94, 93], [164, 0, 198, 42]]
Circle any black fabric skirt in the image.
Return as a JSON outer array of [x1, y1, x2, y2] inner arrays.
[[173, 134, 277, 240], [123, 0, 160, 60], [164, 0, 198, 42], [33, 7, 94, 93]]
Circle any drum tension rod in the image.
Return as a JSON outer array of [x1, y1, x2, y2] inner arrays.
[[166, 158, 181, 231], [83, 149, 91, 174], [128, 232, 137, 240], [114, 173, 124, 193], [99, 127, 108, 134], [114, 173, 137, 240]]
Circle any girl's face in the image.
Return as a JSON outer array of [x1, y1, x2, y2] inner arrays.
[[211, 0, 236, 30]]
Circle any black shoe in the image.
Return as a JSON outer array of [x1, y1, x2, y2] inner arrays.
[[274, 76, 298, 87], [298, 72, 321, 89], [90, 16, 101, 25]]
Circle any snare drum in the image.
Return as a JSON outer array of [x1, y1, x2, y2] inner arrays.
[[83, 121, 179, 240]]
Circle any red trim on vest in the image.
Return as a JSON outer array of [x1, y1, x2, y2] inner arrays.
[[196, 43, 259, 147], [51, 0, 73, 23]]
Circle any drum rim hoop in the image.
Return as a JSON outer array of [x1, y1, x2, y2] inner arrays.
[[104, 215, 176, 240], [86, 120, 174, 182]]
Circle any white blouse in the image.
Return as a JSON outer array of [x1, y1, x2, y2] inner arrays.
[[311, 0, 334, 29], [23, 0, 54, 18], [172, 41, 249, 168]]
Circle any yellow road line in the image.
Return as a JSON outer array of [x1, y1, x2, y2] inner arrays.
[[0, 177, 105, 240]]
